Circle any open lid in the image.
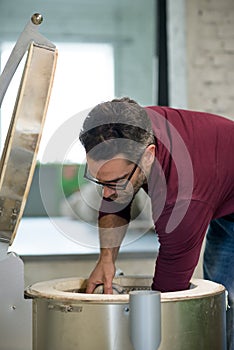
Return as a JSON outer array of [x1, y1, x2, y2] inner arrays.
[[0, 15, 57, 246]]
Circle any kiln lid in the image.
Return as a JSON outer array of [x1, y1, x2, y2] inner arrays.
[[0, 16, 57, 247]]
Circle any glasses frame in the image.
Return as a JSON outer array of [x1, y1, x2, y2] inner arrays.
[[84, 156, 141, 190]]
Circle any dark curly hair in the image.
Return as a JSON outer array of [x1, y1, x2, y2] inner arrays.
[[79, 97, 155, 162]]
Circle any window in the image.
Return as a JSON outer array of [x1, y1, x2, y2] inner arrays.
[[0, 42, 114, 163]]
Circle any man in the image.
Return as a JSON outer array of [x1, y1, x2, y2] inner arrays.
[[79, 97, 234, 349]]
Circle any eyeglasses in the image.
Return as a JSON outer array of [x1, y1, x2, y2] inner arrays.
[[84, 158, 140, 190]]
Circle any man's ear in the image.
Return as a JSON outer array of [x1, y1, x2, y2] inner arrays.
[[143, 144, 156, 166]]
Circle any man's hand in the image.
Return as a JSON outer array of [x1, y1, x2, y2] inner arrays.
[[86, 214, 129, 294], [86, 256, 116, 294]]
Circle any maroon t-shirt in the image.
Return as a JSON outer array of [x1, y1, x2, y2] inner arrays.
[[99, 106, 234, 292]]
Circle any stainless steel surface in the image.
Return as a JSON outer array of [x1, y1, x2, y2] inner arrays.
[[0, 27, 57, 245], [129, 290, 161, 350], [33, 300, 132, 350], [161, 292, 226, 350], [0, 241, 8, 260], [0, 253, 32, 350], [26, 277, 227, 350]]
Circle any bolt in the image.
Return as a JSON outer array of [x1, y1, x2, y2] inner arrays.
[[31, 13, 43, 25], [65, 305, 73, 312]]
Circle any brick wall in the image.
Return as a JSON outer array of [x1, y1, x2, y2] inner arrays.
[[186, 0, 234, 119]]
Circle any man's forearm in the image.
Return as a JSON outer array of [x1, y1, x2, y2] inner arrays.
[[99, 214, 129, 262]]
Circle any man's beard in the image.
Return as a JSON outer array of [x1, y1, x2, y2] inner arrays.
[[107, 170, 146, 204]]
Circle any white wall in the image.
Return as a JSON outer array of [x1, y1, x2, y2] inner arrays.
[[168, 0, 234, 120], [0, 0, 156, 106], [167, 0, 188, 108], [186, 0, 234, 119]]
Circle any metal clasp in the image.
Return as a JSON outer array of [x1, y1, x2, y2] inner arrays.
[[48, 303, 83, 313]]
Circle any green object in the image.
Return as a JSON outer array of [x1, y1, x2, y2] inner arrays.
[[61, 163, 87, 197]]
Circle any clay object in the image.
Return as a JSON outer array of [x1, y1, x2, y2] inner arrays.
[[93, 283, 127, 294]]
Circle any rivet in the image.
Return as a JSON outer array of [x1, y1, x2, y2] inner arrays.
[[31, 13, 43, 25]]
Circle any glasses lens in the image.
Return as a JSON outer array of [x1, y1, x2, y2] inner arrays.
[[84, 159, 139, 190]]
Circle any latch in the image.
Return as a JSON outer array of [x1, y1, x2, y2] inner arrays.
[[10, 201, 21, 230]]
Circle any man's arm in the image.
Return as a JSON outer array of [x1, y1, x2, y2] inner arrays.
[[86, 214, 129, 294], [152, 200, 213, 292]]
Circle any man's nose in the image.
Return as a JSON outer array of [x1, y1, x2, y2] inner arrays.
[[103, 186, 116, 198]]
